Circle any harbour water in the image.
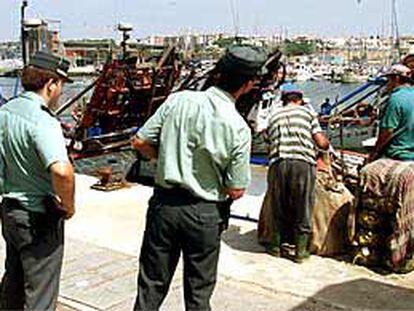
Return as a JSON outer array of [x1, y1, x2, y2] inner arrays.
[[0, 76, 94, 108], [0, 76, 363, 179], [0, 77, 360, 111]]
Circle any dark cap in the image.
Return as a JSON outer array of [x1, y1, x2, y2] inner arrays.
[[29, 50, 73, 83], [218, 45, 268, 76]]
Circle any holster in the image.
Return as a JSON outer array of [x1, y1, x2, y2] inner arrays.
[[218, 198, 233, 232], [43, 195, 67, 218]]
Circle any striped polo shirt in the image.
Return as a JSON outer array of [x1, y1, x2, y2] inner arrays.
[[267, 103, 323, 165]]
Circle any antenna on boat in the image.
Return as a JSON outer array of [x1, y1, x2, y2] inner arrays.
[[20, 1, 42, 65], [118, 23, 133, 59], [21, 0, 28, 65]]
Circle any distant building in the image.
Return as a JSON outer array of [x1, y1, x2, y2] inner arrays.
[[0, 42, 20, 60], [63, 40, 115, 67], [25, 20, 60, 57]]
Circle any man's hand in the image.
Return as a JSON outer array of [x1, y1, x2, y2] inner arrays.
[[370, 129, 393, 163], [64, 203, 75, 219], [225, 188, 245, 200], [50, 161, 75, 219], [313, 132, 330, 151], [130, 136, 158, 159]]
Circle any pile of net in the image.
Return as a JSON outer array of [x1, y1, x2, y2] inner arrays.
[[353, 158, 414, 273]]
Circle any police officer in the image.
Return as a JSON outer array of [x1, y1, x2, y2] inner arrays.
[[131, 45, 267, 311], [0, 51, 75, 310]]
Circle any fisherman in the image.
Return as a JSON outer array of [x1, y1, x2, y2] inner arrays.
[[320, 97, 333, 116], [0, 50, 75, 310], [370, 64, 414, 161], [131, 45, 267, 311], [264, 84, 329, 263], [357, 64, 414, 271], [402, 53, 414, 79], [246, 56, 283, 133]]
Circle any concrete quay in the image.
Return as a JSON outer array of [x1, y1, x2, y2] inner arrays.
[[1, 166, 414, 310]]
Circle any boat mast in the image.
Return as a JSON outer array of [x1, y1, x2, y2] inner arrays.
[[390, 0, 400, 62], [228, 0, 240, 43], [21, 0, 28, 65]]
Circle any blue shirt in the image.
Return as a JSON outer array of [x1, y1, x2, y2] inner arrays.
[[380, 85, 414, 160], [0, 92, 69, 212]]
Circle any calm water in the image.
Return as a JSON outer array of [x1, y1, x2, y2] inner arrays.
[[0, 76, 94, 114], [0, 77, 360, 111], [0, 76, 362, 180]]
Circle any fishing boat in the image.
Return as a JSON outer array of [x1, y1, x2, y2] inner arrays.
[[58, 45, 181, 159], [60, 47, 285, 185], [320, 77, 387, 152]]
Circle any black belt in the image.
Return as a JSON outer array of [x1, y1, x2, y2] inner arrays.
[[154, 186, 213, 205], [1, 197, 62, 223], [154, 186, 232, 231], [2, 198, 23, 209]]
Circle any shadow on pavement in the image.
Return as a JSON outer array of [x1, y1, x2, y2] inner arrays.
[[221, 226, 264, 253], [290, 278, 414, 311]]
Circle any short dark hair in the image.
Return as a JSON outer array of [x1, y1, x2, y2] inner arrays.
[[281, 93, 303, 105], [400, 75, 413, 84], [21, 66, 61, 92], [402, 54, 414, 67], [214, 71, 257, 93], [388, 74, 413, 85]]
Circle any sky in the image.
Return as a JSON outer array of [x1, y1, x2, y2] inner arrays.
[[0, 0, 413, 41]]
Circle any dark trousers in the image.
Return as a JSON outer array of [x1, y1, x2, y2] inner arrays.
[[0, 199, 64, 311], [134, 188, 222, 311], [269, 159, 316, 240]]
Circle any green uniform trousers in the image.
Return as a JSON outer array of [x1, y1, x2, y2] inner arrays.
[[134, 188, 222, 311], [0, 198, 64, 311]]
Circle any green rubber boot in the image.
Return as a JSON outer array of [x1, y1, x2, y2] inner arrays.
[[294, 234, 310, 263], [266, 232, 281, 257]]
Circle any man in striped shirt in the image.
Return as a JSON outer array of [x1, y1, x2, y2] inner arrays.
[[265, 84, 329, 263]]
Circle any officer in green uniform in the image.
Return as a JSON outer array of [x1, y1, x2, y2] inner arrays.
[[131, 45, 268, 311], [0, 51, 75, 310]]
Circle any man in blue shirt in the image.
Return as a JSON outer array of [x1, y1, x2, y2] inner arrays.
[[320, 98, 333, 116], [371, 64, 414, 161], [0, 51, 75, 310]]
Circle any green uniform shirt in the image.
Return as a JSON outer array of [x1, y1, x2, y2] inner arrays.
[[137, 87, 251, 202], [380, 85, 414, 160], [0, 92, 69, 213]]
